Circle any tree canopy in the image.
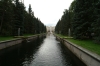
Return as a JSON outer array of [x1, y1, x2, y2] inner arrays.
[[55, 0, 100, 43], [0, 0, 46, 36]]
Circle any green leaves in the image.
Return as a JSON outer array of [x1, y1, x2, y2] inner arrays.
[[56, 0, 100, 43], [55, 9, 70, 36], [93, 1, 100, 43], [0, 0, 14, 36], [24, 4, 46, 35], [72, 0, 95, 39], [0, 0, 46, 37]]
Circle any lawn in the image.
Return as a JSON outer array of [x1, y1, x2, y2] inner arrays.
[[0, 34, 34, 42], [23, 34, 35, 37], [56, 34, 100, 55], [0, 37, 14, 41], [67, 39, 100, 55], [56, 34, 73, 38], [0, 33, 45, 42], [24, 33, 45, 37]]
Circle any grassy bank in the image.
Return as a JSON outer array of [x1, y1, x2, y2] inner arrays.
[[56, 34, 73, 39], [0, 33, 45, 42], [0, 34, 35, 42], [0, 37, 14, 41], [56, 34, 100, 55], [67, 39, 100, 55], [23, 34, 35, 37]]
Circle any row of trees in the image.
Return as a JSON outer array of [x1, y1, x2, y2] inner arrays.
[[0, 0, 46, 36], [55, 0, 100, 43], [55, 9, 70, 36]]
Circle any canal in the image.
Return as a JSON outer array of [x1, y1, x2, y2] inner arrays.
[[0, 34, 84, 66]]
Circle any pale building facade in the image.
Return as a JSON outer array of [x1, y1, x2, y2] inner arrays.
[[46, 26, 55, 33]]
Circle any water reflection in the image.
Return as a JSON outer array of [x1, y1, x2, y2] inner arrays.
[[30, 34, 67, 66], [0, 34, 77, 66]]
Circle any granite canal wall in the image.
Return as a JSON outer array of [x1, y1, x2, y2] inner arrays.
[[55, 35, 100, 66], [0, 34, 46, 50]]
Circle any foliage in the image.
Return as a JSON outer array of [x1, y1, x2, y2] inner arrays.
[[69, 0, 76, 36], [55, 0, 100, 43], [92, 0, 100, 43], [72, 0, 94, 39], [55, 9, 70, 36], [0, 0, 46, 37], [0, 0, 14, 36], [13, 0, 25, 36]]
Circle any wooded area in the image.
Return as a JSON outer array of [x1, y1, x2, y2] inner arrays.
[[0, 0, 46, 36], [55, 0, 100, 43]]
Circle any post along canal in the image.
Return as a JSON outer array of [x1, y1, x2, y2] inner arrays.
[[0, 34, 86, 66]]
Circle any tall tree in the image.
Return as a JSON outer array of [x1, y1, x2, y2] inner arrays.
[[72, 0, 94, 39], [0, 0, 14, 36], [69, 0, 76, 36], [0, 0, 46, 37], [28, 4, 32, 14], [61, 9, 70, 35], [93, 0, 100, 43], [55, 10, 70, 36], [13, 0, 25, 36]]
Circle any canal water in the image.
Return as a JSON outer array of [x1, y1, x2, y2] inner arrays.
[[0, 34, 79, 66]]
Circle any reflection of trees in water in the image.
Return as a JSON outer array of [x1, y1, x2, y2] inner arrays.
[[0, 37, 46, 66]]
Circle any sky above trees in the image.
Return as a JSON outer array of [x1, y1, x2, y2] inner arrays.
[[24, 0, 74, 26]]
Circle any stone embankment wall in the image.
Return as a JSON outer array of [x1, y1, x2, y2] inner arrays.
[[0, 34, 45, 50], [56, 35, 100, 66], [0, 38, 22, 50]]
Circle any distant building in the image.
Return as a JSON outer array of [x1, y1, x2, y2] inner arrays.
[[46, 26, 50, 32], [46, 26, 55, 32], [51, 26, 55, 32]]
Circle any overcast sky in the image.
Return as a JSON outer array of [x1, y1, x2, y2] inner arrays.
[[24, 0, 74, 26]]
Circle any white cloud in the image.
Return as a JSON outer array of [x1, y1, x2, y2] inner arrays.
[[24, 0, 74, 26]]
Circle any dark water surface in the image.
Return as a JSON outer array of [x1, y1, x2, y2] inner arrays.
[[0, 34, 78, 66]]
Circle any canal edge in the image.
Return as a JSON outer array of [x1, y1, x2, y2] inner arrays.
[[54, 34, 100, 66], [0, 34, 46, 50]]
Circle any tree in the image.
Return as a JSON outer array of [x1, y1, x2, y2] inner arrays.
[[55, 10, 70, 36], [69, 0, 76, 36], [0, 0, 14, 36], [93, 0, 100, 43], [61, 9, 70, 35], [72, 0, 95, 39], [0, 1, 46, 36], [13, 0, 25, 36], [28, 4, 32, 14]]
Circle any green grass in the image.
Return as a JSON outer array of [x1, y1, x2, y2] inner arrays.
[[56, 34, 73, 38], [0, 34, 34, 41], [56, 34, 65, 37], [0, 37, 14, 41], [24, 33, 45, 37], [56, 34, 100, 55], [23, 34, 35, 37], [67, 39, 100, 55], [0, 33, 45, 42]]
